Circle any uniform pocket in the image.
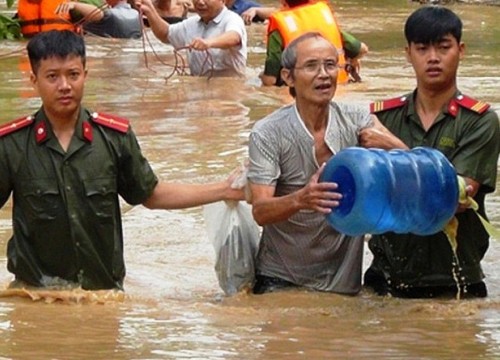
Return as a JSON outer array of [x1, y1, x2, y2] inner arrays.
[[20, 179, 61, 220], [83, 178, 117, 219]]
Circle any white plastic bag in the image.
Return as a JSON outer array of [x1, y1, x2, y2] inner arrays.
[[203, 200, 260, 295]]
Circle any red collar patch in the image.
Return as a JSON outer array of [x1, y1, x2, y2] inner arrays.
[[34, 121, 47, 143], [82, 121, 93, 142]]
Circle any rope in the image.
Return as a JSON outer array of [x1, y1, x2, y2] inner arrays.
[[138, 10, 215, 81]]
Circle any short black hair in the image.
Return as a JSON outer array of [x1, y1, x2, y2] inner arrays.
[[404, 6, 462, 45], [27, 30, 86, 74]]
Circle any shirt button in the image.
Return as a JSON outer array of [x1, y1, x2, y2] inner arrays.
[[76, 242, 80, 247], [66, 186, 71, 191]]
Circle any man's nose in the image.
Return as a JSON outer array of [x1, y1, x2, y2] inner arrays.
[[58, 76, 71, 90]]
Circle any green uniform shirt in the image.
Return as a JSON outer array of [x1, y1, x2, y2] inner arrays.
[[0, 107, 158, 290], [367, 91, 500, 289], [264, 30, 362, 86]]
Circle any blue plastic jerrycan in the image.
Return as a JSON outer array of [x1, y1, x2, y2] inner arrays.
[[319, 147, 459, 236]]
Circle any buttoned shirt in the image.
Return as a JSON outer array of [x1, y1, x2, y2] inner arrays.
[[0, 107, 158, 290], [367, 91, 500, 289]]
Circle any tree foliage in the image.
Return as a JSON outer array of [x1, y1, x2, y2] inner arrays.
[[1, 0, 22, 40]]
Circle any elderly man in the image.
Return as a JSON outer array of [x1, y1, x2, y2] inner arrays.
[[138, 0, 247, 77], [247, 32, 377, 295]]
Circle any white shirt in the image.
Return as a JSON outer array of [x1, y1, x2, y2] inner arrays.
[[168, 7, 247, 76]]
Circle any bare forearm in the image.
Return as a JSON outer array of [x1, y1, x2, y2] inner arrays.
[[147, 12, 170, 42], [139, 0, 170, 42], [206, 31, 241, 49], [259, 73, 277, 86], [57, 2, 104, 21], [256, 7, 276, 19], [252, 193, 302, 225], [143, 181, 241, 210], [359, 116, 410, 150]]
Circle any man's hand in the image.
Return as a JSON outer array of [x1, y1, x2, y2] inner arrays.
[[136, 0, 155, 16], [241, 7, 258, 25], [189, 37, 211, 51], [358, 115, 409, 150], [55, 2, 75, 15], [296, 163, 342, 214]]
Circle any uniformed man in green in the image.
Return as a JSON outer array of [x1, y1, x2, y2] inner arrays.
[[0, 30, 243, 291], [359, 6, 500, 298]]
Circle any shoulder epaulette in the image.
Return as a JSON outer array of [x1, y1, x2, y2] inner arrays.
[[370, 96, 408, 114], [455, 94, 490, 114], [0, 116, 34, 138], [91, 112, 130, 133]]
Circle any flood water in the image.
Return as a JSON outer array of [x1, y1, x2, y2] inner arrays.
[[0, 0, 500, 358]]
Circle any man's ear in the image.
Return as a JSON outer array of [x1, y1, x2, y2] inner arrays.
[[30, 72, 37, 87], [458, 41, 465, 60], [281, 67, 294, 88], [404, 45, 411, 64]]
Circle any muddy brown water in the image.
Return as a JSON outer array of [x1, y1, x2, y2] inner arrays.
[[0, 0, 499, 358]]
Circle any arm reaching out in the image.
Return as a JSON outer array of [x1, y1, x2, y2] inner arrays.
[[358, 115, 409, 150], [143, 167, 245, 209], [189, 30, 241, 50], [136, 0, 171, 43], [55, 1, 105, 21]]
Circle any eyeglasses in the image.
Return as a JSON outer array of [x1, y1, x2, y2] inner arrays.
[[293, 60, 341, 74]]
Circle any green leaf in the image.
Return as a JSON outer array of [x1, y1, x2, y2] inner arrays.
[[0, 13, 22, 40]]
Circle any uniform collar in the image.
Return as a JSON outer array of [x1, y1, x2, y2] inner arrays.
[[406, 89, 463, 123], [34, 107, 93, 145]]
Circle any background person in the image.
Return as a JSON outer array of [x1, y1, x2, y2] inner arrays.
[[56, 0, 142, 39], [149, 0, 193, 24], [137, 0, 247, 77], [259, 0, 368, 86], [359, 6, 500, 299], [224, 0, 276, 24], [0, 30, 244, 291]]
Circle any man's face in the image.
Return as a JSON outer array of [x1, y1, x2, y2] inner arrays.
[[406, 34, 464, 91], [193, 0, 224, 22], [282, 37, 339, 106], [30, 55, 87, 120]]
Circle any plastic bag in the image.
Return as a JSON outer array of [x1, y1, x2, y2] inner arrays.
[[203, 200, 260, 295]]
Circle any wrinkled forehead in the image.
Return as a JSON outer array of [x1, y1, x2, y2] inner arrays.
[[296, 37, 338, 61]]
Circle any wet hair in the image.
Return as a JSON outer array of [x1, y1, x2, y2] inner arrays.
[[404, 6, 462, 45], [284, 0, 309, 8], [27, 30, 86, 74], [281, 32, 333, 98]]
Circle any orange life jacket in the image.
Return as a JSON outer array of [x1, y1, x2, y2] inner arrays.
[[17, 0, 77, 37], [267, 2, 348, 84]]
